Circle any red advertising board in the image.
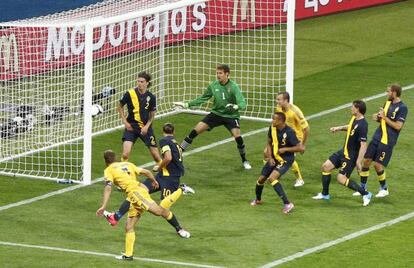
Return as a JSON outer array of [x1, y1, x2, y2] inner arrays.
[[295, 0, 403, 19], [0, 0, 403, 80]]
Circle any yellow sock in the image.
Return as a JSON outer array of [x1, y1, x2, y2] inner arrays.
[[125, 231, 135, 257], [160, 189, 183, 209], [167, 211, 173, 220], [359, 170, 369, 177], [378, 171, 386, 181], [291, 161, 303, 180], [271, 179, 279, 186]]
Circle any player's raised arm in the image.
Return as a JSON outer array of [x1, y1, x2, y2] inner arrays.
[[188, 85, 213, 107], [173, 86, 213, 109]]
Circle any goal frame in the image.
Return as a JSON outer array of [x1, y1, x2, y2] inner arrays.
[[0, 0, 295, 185]]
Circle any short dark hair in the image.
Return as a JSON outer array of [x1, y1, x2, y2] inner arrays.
[[163, 122, 175, 134], [389, 84, 402, 97], [277, 91, 290, 102], [138, 71, 152, 88], [104, 150, 116, 164], [217, 64, 230, 74], [274, 111, 286, 123], [353, 100, 366, 115]]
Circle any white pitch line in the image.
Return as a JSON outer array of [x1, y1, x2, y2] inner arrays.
[[0, 183, 87, 212], [1, 83, 413, 213], [0, 84, 413, 267], [258, 83, 414, 267], [259, 211, 414, 268], [306, 83, 414, 120], [0, 241, 225, 268]]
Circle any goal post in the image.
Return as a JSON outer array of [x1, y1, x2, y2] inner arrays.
[[0, 0, 295, 184]]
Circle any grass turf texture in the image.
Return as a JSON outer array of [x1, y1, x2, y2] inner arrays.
[[1, 1, 414, 267]]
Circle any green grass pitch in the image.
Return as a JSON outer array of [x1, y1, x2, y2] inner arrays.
[[1, 1, 414, 267]]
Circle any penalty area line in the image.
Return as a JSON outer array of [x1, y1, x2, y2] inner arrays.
[[258, 84, 414, 268], [259, 211, 414, 268], [0, 83, 413, 213], [0, 241, 225, 268]]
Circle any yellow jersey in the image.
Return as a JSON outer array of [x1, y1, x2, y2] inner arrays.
[[104, 162, 143, 193], [275, 104, 308, 141]]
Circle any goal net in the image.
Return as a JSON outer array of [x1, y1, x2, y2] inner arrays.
[[0, 0, 295, 184]]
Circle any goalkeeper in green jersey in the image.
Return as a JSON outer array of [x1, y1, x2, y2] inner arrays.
[[173, 64, 251, 169]]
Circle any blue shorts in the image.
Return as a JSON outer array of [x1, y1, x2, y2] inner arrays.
[[364, 139, 394, 167], [328, 149, 356, 178], [142, 174, 180, 200], [260, 159, 292, 178], [122, 125, 157, 147]]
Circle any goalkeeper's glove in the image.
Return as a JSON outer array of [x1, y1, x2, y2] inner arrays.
[[225, 103, 239, 111], [173, 102, 189, 109]]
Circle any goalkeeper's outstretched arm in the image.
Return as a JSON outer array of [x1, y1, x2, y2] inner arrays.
[[173, 85, 213, 109], [173, 101, 189, 109]]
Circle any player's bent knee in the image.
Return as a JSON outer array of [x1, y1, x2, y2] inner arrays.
[[373, 162, 384, 172], [336, 175, 346, 184], [321, 163, 330, 172], [195, 122, 208, 133], [363, 158, 371, 167], [257, 176, 266, 184]]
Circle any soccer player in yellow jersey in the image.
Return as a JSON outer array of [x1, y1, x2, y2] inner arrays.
[[102, 123, 194, 239], [264, 92, 309, 187], [96, 150, 189, 261]]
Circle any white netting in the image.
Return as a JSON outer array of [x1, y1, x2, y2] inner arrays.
[[0, 25, 85, 181], [0, 0, 292, 183]]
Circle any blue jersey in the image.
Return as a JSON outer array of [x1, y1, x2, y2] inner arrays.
[[120, 88, 156, 128], [372, 101, 408, 146], [342, 117, 368, 159], [158, 136, 184, 177], [267, 125, 300, 163]]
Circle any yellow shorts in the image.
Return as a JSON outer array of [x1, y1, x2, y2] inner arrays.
[[126, 186, 155, 217]]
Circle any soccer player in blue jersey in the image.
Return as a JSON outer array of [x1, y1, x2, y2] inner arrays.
[[173, 64, 251, 170], [312, 100, 373, 206], [117, 71, 162, 171], [359, 84, 408, 198], [250, 112, 304, 214], [103, 123, 194, 238], [96, 150, 187, 260]]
